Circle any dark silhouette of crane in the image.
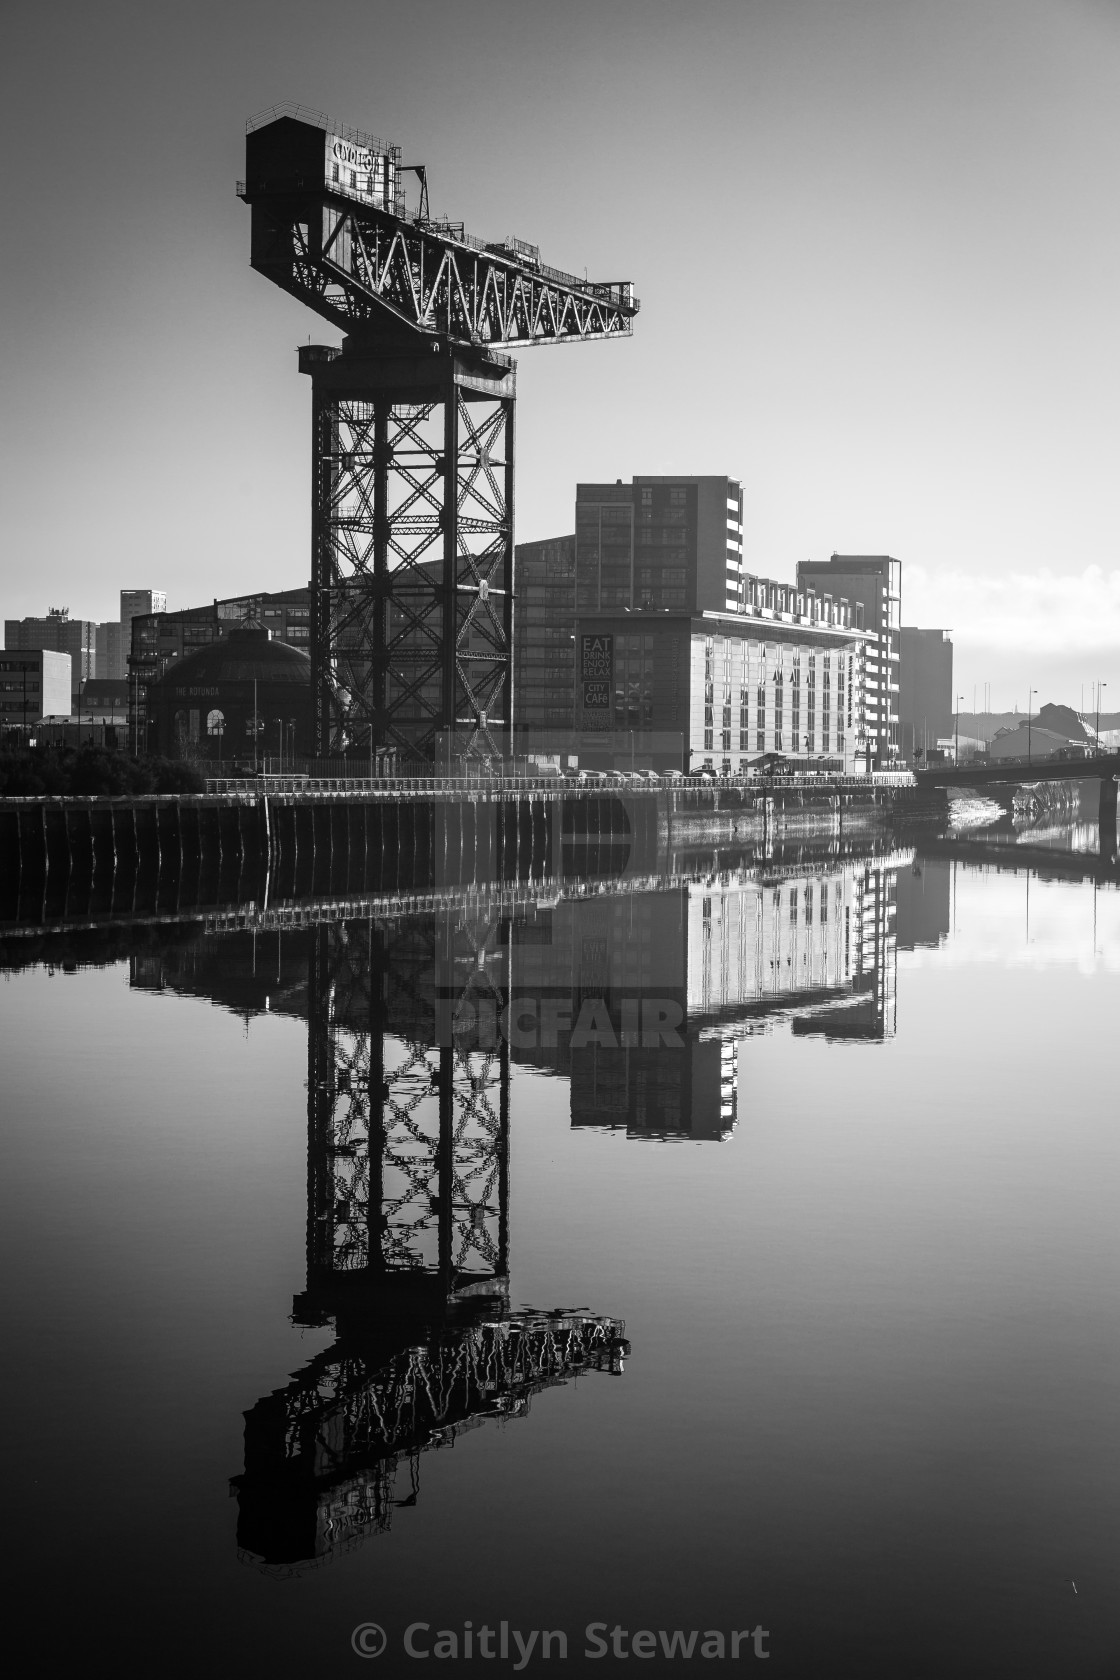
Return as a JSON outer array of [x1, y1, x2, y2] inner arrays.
[[239, 104, 639, 763]]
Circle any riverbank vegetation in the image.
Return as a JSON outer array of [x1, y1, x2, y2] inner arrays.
[[0, 744, 205, 797]]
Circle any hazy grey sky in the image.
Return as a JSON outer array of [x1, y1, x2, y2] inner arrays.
[[2, 0, 1118, 707]]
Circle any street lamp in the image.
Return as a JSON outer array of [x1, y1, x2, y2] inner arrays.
[[955, 695, 964, 764], [1027, 687, 1037, 764], [1096, 681, 1107, 750]]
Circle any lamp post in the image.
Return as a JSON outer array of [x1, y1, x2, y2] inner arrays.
[[955, 695, 964, 764], [1096, 681, 1107, 750], [1027, 687, 1037, 764]]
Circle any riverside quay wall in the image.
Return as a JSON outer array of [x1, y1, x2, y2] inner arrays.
[[0, 775, 914, 902]]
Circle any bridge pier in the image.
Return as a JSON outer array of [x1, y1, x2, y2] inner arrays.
[[1100, 776, 1118, 859]]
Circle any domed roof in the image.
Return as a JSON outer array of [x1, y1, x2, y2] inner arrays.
[[154, 627, 311, 688]]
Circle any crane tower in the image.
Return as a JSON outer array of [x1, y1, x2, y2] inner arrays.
[[240, 105, 639, 761]]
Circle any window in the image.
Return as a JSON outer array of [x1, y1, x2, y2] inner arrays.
[[206, 709, 225, 736], [702, 637, 715, 748], [331, 163, 339, 183]]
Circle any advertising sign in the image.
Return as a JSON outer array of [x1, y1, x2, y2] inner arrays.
[[580, 634, 613, 728], [326, 134, 395, 208], [581, 634, 613, 680]]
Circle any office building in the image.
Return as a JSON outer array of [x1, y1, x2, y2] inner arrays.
[[94, 592, 168, 683], [0, 649, 72, 726], [513, 477, 743, 740], [576, 476, 744, 614], [128, 587, 310, 750], [513, 534, 576, 735], [899, 627, 952, 760], [94, 621, 125, 683], [4, 609, 94, 692], [574, 579, 868, 772], [121, 588, 168, 627], [796, 555, 901, 767]]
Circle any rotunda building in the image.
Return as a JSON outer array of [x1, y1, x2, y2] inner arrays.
[[148, 627, 311, 761]]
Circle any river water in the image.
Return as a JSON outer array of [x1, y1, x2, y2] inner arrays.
[[3, 825, 1120, 1677]]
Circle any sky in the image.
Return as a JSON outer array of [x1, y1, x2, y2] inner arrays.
[[1, 0, 1118, 710]]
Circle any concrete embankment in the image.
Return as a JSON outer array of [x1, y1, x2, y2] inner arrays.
[[666, 779, 915, 844]]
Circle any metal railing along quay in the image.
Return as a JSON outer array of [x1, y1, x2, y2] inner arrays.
[[204, 770, 917, 798]]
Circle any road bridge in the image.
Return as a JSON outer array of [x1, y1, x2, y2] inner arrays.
[[916, 752, 1120, 790], [916, 753, 1119, 852]]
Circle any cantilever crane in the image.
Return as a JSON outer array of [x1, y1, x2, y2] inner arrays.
[[240, 104, 639, 761]]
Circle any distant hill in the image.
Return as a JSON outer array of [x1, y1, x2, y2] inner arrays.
[[955, 706, 1117, 743]]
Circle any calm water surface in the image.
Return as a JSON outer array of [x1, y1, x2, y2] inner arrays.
[[4, 840, 1120, 1678]]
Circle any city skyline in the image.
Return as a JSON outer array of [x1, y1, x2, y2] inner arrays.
[[2, 0, 1118, 710]]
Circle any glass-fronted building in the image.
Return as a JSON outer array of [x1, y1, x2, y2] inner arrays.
[[573, 585, 869, 773]]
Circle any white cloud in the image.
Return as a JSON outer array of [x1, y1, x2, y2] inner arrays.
[[904, 565, 1120, 653]]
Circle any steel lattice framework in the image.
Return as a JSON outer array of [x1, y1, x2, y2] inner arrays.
[[307, 367, 514, 760], [305, 910, 510, 1308], [241, 109, 638, 760], [233, 1310, 629, 1570]]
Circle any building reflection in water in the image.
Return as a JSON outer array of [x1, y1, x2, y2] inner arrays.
[[510, 858, 901, 1137], [122, 847, 903, 1570]]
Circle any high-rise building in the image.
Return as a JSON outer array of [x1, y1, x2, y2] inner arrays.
[[0, 649, 72, 726], [121, 589, 167, 628], [576, 476, 743, 615], [95, 590, 168, 682], [899, 627, 952, 760], [513, 534, 576, 736], [95, 591, 169, 682], [796, 555, 901, 766], [513, 476, 743, 740], [3, 609, 94, 692], [94, 621, 124, 683]]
